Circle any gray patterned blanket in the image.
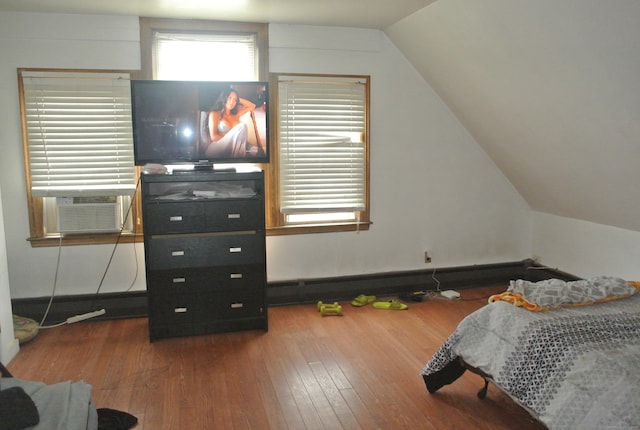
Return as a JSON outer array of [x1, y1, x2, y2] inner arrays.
[[421, 293, 640, 430]]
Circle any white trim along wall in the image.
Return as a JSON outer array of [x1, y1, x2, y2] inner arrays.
[[0, 185, 19, 364]]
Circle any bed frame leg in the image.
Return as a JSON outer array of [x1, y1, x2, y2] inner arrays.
[[477, 379, 489, 399]]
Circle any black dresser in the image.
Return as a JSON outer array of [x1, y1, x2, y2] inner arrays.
[[141, 170, 267, 341]]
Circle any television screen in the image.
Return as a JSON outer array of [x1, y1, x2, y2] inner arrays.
[[131, 80, 269, 166]]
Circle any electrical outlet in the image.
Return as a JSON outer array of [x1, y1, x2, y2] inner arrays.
[[424, 251, 432, 263]]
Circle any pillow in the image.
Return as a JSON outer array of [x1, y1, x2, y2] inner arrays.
[[507, 276, 637, 309]]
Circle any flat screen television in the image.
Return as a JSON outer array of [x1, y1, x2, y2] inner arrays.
[[131, 80, 269, 168]]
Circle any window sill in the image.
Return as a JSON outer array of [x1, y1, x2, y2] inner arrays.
[[27, 232, 143, 247], [266, 221, 371, 236], [27, 221, 371, 245]]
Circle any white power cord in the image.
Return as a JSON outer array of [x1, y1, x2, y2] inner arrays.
[[39, 178, 141, 328], [432, 267, 441, 291], [39, 235, 63, 328]]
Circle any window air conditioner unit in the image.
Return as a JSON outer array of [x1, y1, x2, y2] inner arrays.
[[56, 197, 120, 234]]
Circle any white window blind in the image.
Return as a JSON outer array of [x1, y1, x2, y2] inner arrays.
[[278, 76, 367, 214], [21, 70, 136, 198], [154, 31, 257, 81]]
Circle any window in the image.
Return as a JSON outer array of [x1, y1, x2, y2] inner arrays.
[[19, 69, 138, 246], [267, 74, 370, 234], [154, 32, 258, 81], [139, 18, 268, 81]]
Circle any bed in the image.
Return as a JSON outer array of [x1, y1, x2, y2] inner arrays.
[[421, 276, 640, 430]]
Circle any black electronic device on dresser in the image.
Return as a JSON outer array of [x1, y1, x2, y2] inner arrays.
[[140, 170, 267, 341]]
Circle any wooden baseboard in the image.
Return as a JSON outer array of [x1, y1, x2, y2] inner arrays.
[[266, 259, 577, 305], [11, 259, 577, 323], [11, 291, 149, 326]]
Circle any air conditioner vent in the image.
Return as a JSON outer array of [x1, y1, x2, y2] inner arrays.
[[56, 197, 120, 234]]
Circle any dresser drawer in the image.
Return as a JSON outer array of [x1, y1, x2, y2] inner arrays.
[[147, 233, 265, 269], [147, 265, 266, 294], [144, 199, 263, 235], [148, 292, 196, 327], [197, 288, 265, 321], [145, 202, 205, 234], [204, 200, 264, 232]]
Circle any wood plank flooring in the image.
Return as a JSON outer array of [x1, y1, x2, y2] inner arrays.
[[7, 285, 546, 429]]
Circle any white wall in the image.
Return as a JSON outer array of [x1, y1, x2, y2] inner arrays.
[[0, 12, 146, 300], [266, 24, 532, 280], [0, 12, 532, 304], [533, 212, 640, 280], [0, 186, 20, 364]]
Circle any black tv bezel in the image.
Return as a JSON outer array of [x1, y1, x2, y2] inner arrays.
[[131, 79, 270, 167]]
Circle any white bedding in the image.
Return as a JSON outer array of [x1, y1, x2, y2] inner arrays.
[[421, 292, 640, 429]]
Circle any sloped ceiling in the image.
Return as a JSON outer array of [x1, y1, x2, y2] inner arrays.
[[386, 0, 640, 232]]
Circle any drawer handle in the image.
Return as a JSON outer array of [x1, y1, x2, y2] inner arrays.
[[171, 250, 185, 257], [228, 213, 241, 219], [172, 277, 186, 283], [174, 307, 188, 313], [229, 247, 242, 253], [230, 302, 244, 309], [230, 273, 243, 279], [169, 216, 183, 222]]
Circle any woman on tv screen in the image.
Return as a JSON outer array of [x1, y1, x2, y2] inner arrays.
[[205, 88, 256, 158]]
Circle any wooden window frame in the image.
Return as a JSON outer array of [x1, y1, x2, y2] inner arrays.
[[265, 73, 371, 236], [19, 68, 142, 247]]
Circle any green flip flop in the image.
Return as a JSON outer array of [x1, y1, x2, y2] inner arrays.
[[372, 300, 408, 310], [351, 294, 376, 307]]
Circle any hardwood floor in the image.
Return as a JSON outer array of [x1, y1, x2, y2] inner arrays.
[[7, 285, 546, 429]]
